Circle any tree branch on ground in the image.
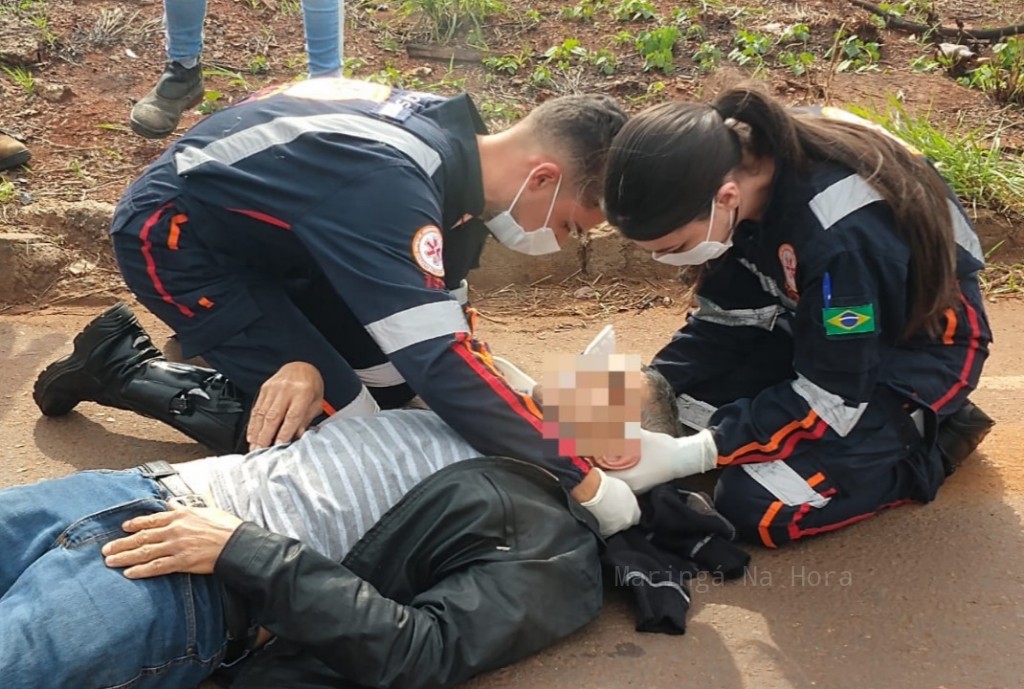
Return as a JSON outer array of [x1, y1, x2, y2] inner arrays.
[[848, 0, 1024, 41]]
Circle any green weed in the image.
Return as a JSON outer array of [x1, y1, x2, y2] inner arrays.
[[828, 30, 881, 73], [693, 41, 722, 71], [957, 37, 1024, 105], [778, 50, 815, 76], [248, 55, 270, 74], [400, 0, 506, 44], [728, 29, 772, 70], [197, 90, 226, 115], [483, 50, 529, 75], [848, 99, 1024, 218], [0, 179, 16, 204], [611, 0, 657, 22], [560, 0, 606, 22], [2, 65, 35, 95], [636, 26, 680, 72], [203, 66, 251, 90]]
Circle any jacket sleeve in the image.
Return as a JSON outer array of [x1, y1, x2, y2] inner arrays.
[[653, 257, 781, 395], [710, 243, 905, 465], [215, 522, 600, 689], [297, 163, 590, 487]]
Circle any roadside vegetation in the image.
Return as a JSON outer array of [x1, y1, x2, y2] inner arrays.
[[1, 0, 1022, 283]]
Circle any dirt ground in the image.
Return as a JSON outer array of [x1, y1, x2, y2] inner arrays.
[[2, 287, 1023, 688], [2, 0, 1024, 308], [2, 0, 1024, 685]]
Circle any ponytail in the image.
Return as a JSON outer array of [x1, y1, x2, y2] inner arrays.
[[604, 84, 959, 339]]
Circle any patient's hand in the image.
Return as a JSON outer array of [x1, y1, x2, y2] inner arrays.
[[247, 361, 325, 450], [102, 501, 243, 579]]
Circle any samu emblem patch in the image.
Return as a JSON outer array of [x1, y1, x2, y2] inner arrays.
[[412, 225, 445, 277], [823, 304, 876, 336]]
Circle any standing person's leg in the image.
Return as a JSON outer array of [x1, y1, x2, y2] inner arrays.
[[302, 0, 343, 76], [130, 0, 207, 138], [0, 492, 226, 688]]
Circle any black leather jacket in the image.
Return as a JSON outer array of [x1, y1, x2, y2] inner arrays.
[[214, 458, 603, 689]]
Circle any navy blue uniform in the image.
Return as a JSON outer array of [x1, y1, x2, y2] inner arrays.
[[653, 127, 991, 546], [110, 78, 590, 487]]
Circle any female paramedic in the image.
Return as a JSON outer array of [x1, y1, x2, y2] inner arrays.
[[602, 85, 995, 547]]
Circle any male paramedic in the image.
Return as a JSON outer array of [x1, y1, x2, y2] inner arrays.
[[33, 78, 634, 531]]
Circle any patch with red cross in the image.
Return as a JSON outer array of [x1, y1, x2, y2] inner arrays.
[[412, 225, 445, 278]]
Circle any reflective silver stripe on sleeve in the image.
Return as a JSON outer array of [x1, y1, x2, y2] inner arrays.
[[174, 113, 442, 177], [790, 374, 867, 437], [808, 174, 883, 230], [692, 296, 785, 331], [334, 385, 381, 418], [949, 199, 983, 262], [742, 461, 831, 508], [355, 362, 407, 388], [737, 258, 799, 311], [676, 393, 717, 432], [366, 301, 469, 355]]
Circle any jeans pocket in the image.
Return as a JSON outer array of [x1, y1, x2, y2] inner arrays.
[[56, 497, 168, 550]]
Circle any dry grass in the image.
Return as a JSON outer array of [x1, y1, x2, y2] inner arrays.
[[981, 263, 1024, 298]]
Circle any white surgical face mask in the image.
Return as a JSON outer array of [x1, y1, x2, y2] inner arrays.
[[485, 168, 563, 256], [652, 201, 736, 266]]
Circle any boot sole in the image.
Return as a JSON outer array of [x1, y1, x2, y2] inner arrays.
[[0, 149, 30, 170], [129, 88, 205, 139], [33, 303, 140, 416]]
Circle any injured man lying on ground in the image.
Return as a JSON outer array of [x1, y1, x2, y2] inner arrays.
[[0, 355, 697, 689]]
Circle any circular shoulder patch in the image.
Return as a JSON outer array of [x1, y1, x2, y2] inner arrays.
[[412, 225, 445, 278]]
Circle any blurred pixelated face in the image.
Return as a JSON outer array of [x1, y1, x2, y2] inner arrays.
[[541, 353, 643, 460]]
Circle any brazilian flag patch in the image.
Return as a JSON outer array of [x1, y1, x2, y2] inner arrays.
[[823, 304, 876, 336]]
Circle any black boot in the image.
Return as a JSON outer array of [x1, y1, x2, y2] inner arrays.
[[937, 401, 995, 476], [34, 303, 248, 454]]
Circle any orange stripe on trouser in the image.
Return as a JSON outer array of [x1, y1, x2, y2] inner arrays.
[[942, 307, 957, 346], [932, 293, 984, 412], [758, 500, 784, 548], [759, 469, 916, 546], [719, 411, 822, 465], [138, 203, 195, 318], [760, 472, 828, 547], [167, 214, 187, 250]]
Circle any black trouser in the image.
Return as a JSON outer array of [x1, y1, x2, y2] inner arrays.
[[112, 203, 415, 418]]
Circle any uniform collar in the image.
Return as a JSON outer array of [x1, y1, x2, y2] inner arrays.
[[420, 93, 488, 222]]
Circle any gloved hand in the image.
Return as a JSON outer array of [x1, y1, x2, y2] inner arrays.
[[581, 468, 642, 537], [492, 356, 538, 397], [610, 428, 718, 494]]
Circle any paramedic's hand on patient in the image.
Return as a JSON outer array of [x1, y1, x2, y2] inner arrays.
[[610, 429, 719, 494], [579, 468, 642, 537], [247, 361, 325, 450]]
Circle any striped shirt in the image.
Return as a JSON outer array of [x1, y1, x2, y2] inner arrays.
[[196, 410, 480, 561]]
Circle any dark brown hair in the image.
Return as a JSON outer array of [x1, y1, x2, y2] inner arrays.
[[604, 85, 959, 338], [524, 94, 629, 207]]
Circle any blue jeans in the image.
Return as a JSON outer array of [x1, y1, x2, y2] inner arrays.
[[0, 470, 227, 689], [165, 0, 344, 75]]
